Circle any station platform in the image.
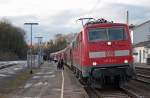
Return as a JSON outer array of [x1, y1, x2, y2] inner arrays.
[[11, 62, 88, 98]]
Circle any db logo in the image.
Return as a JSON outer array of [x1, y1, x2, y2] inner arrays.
[[106, 51, 114, 57]]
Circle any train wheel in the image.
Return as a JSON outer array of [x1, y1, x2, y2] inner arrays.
[[75, 70, 79, 78], [90, 78, 102, 89], [79, 78, 88, 86], [70, 65, 74, 71], [77, 71, 88, 86], [87, 77, 92, 86], [73, 67, 76, 74]]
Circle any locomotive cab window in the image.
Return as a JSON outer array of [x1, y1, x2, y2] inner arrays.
[[88, 27, 127, 41], [89, 28, 107, 41], [108, 28, 127, 40]]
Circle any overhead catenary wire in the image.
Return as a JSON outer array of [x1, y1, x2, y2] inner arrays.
[[87, 0, 101, 16], [76, 0, 101, 27]]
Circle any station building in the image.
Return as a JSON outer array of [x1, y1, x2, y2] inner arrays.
[[133, 41, 150, 63], [130, 20, 150, 64]]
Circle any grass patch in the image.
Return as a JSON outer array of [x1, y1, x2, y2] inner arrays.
[[0, 68, 39, 94]]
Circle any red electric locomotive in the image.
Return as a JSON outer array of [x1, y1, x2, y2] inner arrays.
[[65, 18, 135, 87]]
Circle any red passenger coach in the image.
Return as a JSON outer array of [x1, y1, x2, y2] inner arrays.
[[64, 46, 73, 68], [66, 18, 135, 87], [50, 49, 65, 62]]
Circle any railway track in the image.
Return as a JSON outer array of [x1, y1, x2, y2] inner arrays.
[[122, 80, 150, 98], [85, 86, 135, 98], [73, 65, 150, 98], [0, 62, 18, 69], [83, 78, 150, 98], [73, 67, 144, 98], [122, 65, 150, 98], [135, 66, 150, 83], [69, 65, 133, 98], [136, 73, 150, 84]]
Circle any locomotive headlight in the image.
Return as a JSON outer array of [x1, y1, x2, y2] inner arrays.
[[92, 62, 97, 66], [107, 41, 111, 45], [124, 60, 128, 64]]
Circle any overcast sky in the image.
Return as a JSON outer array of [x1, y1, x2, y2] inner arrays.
[[0, 0, 150, 43]]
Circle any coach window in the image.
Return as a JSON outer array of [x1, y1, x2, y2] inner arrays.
[[74, 40, 78, 48], [72, 41, 75, 48], [76, 36, 79, 46]]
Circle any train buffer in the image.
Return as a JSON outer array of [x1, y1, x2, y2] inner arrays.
[[11, 62, 88, 98]]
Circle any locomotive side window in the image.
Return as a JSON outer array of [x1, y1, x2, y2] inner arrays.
[[73, 35, 79, 48], [89, 28, 107, 41], [79, 32, 82, 42]]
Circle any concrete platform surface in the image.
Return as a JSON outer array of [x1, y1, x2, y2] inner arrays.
[[11, 62, 88, 98]]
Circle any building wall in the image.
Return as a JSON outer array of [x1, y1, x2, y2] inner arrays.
[[130, 30, 133, 43], [133, 46, 150, 63], [132, 22, 150, 44]]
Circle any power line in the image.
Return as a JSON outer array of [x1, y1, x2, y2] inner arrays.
[[87, 0, 101, 16]]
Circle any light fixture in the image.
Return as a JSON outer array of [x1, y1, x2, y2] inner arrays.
[[124, 60, 128, 63], [107, 41, 111, 45], [92, 62, 97, 66]]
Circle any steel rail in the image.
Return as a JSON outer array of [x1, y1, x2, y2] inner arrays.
[[0, 63, 18, 69]]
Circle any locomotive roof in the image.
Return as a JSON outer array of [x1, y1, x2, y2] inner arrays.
[[84, 23, 127, 28]]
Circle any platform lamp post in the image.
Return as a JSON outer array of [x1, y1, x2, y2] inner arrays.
[[24, 22, 39, 74]]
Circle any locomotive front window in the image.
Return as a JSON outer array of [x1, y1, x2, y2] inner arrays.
[[108, 28, 126, 40], [89, 28, 107, 41], [88, 27, 127, 41]]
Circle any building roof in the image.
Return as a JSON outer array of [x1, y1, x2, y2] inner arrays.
[[133, 20, 150, 30], [134, 40, 150, 48], [129, 24, 136, 29]]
